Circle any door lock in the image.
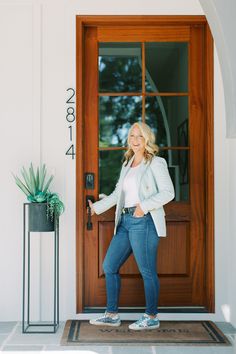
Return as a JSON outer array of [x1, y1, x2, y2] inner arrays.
[[85, 172, 95, 189]]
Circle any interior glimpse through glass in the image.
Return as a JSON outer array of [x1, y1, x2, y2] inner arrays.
[[145, 42, 188, 92], [145, 96, 188, 148]]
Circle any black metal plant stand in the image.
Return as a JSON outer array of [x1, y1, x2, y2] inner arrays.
[[22, 203, 59, 333]]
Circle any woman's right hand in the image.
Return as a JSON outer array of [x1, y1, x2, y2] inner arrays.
[[87, 199, 95, 216]]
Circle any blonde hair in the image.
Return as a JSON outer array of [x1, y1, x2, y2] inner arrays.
[[122, 121, 159, 166]]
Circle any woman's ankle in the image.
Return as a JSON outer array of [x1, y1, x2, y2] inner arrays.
[[146, 313, 158, 319], [106, 311, 118, 317]]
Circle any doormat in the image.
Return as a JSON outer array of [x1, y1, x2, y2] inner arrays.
[[61, 320, 231, 346]]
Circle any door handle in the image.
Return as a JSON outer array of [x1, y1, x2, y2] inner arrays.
[[86, 195, 95, 230]]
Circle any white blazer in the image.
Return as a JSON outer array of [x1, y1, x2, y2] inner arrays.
[[93, 155, 175, 237]]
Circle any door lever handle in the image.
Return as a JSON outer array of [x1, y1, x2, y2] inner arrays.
[[86, 195, 95, 231], [87, 207, 92, 230]]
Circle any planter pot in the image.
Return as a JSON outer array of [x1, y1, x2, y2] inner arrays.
[[28, 202, 55, 232]]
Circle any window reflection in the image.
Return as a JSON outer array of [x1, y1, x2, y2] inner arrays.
[[99, 96, 142, 147], [99, 43, 142, 92]]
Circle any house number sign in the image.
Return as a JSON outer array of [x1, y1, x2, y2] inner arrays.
[[65, 88, 76, 159]]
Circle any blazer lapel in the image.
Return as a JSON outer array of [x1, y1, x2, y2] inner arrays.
[[136, 158, 150, 187]]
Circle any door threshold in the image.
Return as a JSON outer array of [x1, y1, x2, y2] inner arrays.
[[83, 306, 208, 313]]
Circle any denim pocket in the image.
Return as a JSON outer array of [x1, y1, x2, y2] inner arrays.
[[131, 214, 146, 219]]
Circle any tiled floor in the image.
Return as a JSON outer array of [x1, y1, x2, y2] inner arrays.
[[0, 321, 235, 353]]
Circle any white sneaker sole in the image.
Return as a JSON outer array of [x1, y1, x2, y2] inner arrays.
[[89, 320, 121, 327], [129, 323, 160, 331]]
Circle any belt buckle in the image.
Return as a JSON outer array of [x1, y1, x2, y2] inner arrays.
[[128, 207, 135, 215]]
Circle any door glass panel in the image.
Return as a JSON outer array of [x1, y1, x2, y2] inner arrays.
[[99, 96, 142, 147], [159, 149, 189, 201], [99, 150, 125, 196], [145, 42, 188, 92], [98, 42, 189, 202], [99, 43, 142, 92], [145, 96, 188, 147]]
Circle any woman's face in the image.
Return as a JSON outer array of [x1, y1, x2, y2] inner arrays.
[[129, 126, 146, 155]]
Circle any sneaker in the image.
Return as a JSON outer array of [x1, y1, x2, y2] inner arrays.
[[129, 313, 160, 330], [89, 311, 121, 327]]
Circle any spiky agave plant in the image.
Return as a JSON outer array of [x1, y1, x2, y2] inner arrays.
[[12, 163, 64, 223]]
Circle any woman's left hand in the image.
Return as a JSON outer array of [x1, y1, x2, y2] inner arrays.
[[133, 204, 145, 217]]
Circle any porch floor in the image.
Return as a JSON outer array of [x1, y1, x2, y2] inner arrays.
[[0, 321, 235, 353]]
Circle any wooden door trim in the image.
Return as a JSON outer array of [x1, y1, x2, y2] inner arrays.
[[77, 15, 207, 26], [76, 17, 85, 312], [97, 26, 190, 41], [76, 15, 214, 313], [205, 23, 214, 312]]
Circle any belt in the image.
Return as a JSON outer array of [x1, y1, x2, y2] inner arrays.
[[122, 206, 136, 215]]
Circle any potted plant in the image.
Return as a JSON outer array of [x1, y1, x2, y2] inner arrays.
[[12, 163, 65, 232]]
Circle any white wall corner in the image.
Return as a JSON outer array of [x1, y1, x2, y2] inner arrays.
[[199, 0, 236, 138]]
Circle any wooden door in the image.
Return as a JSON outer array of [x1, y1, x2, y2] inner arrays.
[[76, 16, 214, 313]]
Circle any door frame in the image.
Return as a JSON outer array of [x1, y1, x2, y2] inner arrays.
[[76, 15, 214, 313]]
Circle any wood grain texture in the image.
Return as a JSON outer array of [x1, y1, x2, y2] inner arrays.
[[188, 25, 206, 306], [205, 23, 214, 312], [98, 221, 190, 277], [97, 26, 190, 42], [77, 15, 207, 27]]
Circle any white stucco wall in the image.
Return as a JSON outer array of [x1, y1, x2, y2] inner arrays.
[[0, 0, 234, 326], [228, 139, 236, 327], [199, 0, 236, 138]]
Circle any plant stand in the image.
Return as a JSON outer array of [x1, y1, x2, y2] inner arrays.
[[22, 203, 59, 333]]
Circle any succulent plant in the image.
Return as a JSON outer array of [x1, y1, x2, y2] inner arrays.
[[12, 163, 65, 224]]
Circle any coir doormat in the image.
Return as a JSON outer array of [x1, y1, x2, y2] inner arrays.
[[61, 320, 231, 346]]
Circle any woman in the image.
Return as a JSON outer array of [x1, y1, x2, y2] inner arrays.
[[87, 122, 175, 330]]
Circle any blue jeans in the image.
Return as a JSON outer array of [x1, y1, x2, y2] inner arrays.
[[103, 212, 160, 316]]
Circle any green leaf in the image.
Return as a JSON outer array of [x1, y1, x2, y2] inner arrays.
[[35, 191, 47, 202], [39, 164, 46, 190], [30, 162, 37, 188], [21, 167, 33, 194], [38, 164, 43, 189], [13, 174, 31, 196], [27, 195, 35, 202], [36, 167, 39, 190], [29, 163, 36, 195], [42, 175, 54, 194]]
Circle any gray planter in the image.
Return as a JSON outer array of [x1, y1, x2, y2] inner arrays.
[[28, 202, 55, 232]]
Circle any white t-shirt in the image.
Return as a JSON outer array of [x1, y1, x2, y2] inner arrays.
[[122, 165, 141, 207]]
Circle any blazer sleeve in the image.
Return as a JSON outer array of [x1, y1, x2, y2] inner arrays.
[[92, 180, 120, 215], [139, 157, 175, 214], [92, 162, 125, 215]]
